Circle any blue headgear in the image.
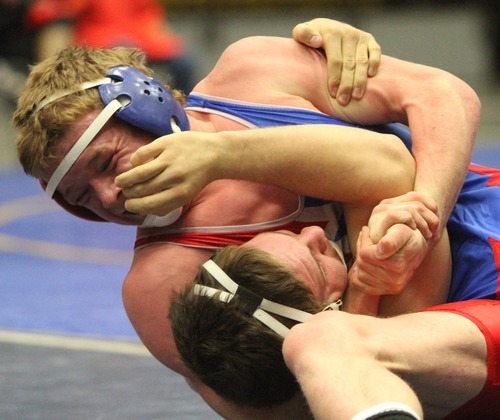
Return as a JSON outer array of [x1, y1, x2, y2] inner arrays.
[[37, 66, 189, 226], [99, 66, 189, 136]]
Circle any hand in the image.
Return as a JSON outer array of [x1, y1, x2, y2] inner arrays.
[[368, 192, 440, 245], [350, 224, 429, 295], [349, 192, 439, 295], [115, 132, 222, 216], [292, 18, 381, 105]]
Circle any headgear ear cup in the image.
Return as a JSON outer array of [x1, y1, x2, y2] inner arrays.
[[99, 66, 190, 136]]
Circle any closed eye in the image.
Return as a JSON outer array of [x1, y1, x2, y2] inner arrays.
[[313, 254, 328, 281], [101, 156, 113, 172]]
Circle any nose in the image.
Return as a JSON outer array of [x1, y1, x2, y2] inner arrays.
[[91, 177, 124, 211], [298, 226, 328, 252]]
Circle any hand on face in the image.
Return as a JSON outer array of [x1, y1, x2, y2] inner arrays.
[[115, 131, 222, 217], [51, 117, 154, 225], [292, 18, 381, 105]]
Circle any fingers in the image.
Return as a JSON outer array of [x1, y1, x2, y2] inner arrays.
[[129, 137, 169, 166], [292, 22, 323, 49], [368, 209, 416, 243], [375, 224, 414, 259], [123, 188, 185, 216], [351, 226, 415, 295], [330, 31, 356, 103], [367, 38, 382, 77], [115, 138, 171, 188], [369, 192, 440, 242], [379, 191, 439, 216], [115, 159, 166, 191], [328, 27, 381, 104], [323, 34, 343, 98], [292, 18, 381, 105], [370, 207, 433, 242]]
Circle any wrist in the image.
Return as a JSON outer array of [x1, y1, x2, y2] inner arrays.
[[214, 130, 256, 181], [195, 131, 234, 182]]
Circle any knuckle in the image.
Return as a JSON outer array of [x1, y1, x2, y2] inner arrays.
[[329, 55, 344, 67], [370, 43, 382, 54], [354, 55, 369, 65], [342, 57, 357, 71]]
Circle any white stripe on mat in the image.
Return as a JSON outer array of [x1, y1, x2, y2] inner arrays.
[[0, 330, 150, 356]]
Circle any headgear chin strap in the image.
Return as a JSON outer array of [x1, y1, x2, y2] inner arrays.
[[36, 66, 189, 226], [196, 259, 342, 338]]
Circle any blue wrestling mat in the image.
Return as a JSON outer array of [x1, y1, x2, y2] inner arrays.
[[0, 170, 218, 419], [0, 169, 138, 340]]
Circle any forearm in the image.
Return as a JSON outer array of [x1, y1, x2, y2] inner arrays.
[[348, 56, 480, 231], [118, 123, 415, 216], [342, 283, 380, 316], [402, 72, 480, 230], [216, 124, 415, 206]]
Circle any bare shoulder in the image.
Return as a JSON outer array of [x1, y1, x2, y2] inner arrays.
[[200, 35, 331, 110], [205, 36, 305, 84], [122, 243, 213, 373], [220, 36, 300, 58]]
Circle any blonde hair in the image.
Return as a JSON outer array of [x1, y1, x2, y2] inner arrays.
[[13, 46, 185, 178]]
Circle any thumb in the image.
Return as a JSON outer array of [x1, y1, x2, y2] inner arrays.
[[375, 239, 394, 259]]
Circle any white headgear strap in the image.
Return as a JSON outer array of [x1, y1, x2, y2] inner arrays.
[[39, 78, 120, 198], [34, 78, 111, 114], [45, 98, 124, 198], [197, 259, 316, 337]]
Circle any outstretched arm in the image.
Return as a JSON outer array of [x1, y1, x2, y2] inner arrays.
[[116, 124, 415, 215]]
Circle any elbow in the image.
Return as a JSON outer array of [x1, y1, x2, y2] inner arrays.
[[434, 73, 482, 134], [453, 77, 481, 127]]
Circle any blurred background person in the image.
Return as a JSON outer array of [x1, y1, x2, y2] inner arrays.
[[0, 0, 34, 167], [0, 0, 32, 103], [26, 0, 197, 93]]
